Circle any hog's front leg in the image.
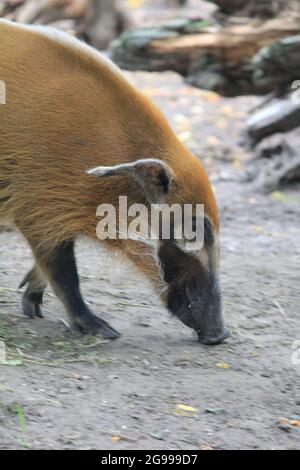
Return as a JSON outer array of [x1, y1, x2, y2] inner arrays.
[[29, 240, 120, 339]]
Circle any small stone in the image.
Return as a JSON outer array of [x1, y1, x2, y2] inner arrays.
[[108, 375, 119, 380], [149, 431, 165, 441], [77, 384, 86, 390], [73, 374, 82, 381], [136, 320, 150, 328], [205, 408, 226, 415], [278, 423, 293, 433]]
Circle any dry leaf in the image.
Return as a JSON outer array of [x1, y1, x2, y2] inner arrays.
[[127, 0, 145, 8], [197, 90, 221, 103], [251, 225, 264, 233], [176, 403, 199, 414], [200, 444, 214, 450], [216, 362, 230, 369], [219, 105, 235, 117], [205, 136, 220, 147], [279, 418, 300, 427]]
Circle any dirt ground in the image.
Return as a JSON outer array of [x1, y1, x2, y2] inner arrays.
[[0, 70, 300, 450]]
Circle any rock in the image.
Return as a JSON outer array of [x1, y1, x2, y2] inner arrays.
[[149, 431, 165, 441], [246, 96, 300, 145], [205, 407, 226, 414], [245, 127, 300, 191], [278, 423, 293, 433]]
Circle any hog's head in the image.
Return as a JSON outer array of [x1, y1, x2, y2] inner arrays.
[[88, 157, 230, 345]]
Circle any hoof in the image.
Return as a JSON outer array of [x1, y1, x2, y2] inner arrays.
[[73, 314, 121, 340], [22, 290, 44, 319]]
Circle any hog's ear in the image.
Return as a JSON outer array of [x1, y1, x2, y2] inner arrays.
[[87, 158, 174, 204]]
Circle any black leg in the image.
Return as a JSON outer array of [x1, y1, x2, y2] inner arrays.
[[36, 241, 120, 339], [19, 265, 47, 319]]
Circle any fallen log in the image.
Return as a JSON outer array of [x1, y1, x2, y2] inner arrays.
[[111, 16, 300, 96]]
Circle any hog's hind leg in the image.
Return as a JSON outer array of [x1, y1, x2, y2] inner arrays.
[[19, 265, 47, 319]]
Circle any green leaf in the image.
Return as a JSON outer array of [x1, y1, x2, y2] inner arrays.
[[1, 358, 23, 366]]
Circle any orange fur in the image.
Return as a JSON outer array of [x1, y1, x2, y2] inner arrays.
[[0, 20, 219, 274]]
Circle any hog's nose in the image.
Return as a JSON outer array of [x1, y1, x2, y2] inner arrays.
[[197, 328, 231, 346]]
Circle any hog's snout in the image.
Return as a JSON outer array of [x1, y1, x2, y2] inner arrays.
[[159, 240, 230, 345], [185, 277, 230, 346], [166, 271, 230, 346], [197, 327, 231, 346]]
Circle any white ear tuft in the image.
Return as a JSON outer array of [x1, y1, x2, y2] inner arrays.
[[87, 166, 116, 177]]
